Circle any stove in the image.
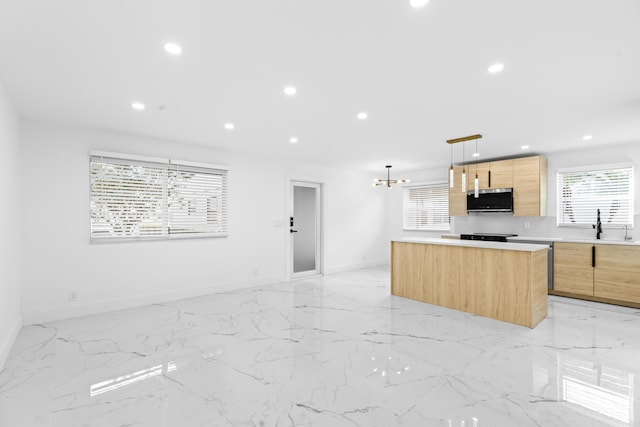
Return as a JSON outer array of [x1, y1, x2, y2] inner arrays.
[[459, 233, 517, 242]]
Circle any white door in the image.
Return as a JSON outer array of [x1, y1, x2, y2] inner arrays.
[[290, 181, 321, 278]]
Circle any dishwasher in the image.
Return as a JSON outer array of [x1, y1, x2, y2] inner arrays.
[[508, 239, 554, 290]]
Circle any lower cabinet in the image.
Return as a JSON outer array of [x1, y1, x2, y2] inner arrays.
[[553, 242, 640, 306], [554, 242, 594, 296], [594, 245, 640, 304]]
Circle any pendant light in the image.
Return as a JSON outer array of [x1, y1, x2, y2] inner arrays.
[[474, 138, 479, 198], [446, 134, 483, 194], [372, 165, 409, 188]]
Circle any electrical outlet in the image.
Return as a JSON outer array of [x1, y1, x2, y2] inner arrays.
[[524, 221, 530, 229], [68, 291, 78, 302]]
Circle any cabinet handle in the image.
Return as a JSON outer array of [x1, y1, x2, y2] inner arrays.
[[592, 246, 596, 267], [488, 170, 491, 187]]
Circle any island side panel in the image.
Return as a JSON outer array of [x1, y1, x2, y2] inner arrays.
[[391, 242, 426, 302], [471, 248, 524, 326], [530, 249, 549, 328]]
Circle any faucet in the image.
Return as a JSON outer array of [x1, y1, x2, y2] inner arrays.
[[592, 209, 603, 239], [624, 224, 633, 241]]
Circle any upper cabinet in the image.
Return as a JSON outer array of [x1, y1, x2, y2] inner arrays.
[[448, 155, 547, 217], [513, 156, 547, 217], [449, 165, 468, 217], [464, 159, 513, 190], [489, 159, 514, 189]]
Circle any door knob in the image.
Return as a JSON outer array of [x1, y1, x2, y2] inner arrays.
[[290, 229, 298, 233]]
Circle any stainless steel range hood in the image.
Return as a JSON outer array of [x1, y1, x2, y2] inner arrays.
[[466, 188, 513, 212]]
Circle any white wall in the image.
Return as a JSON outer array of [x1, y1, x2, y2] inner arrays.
[[20, 121, 389, 324], [0, 81, 22, 370], [387, 168, 451, 241], [389, 142, 640, 242]]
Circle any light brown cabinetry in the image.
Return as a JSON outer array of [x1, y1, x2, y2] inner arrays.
[[487, 159, 514, 189], [465, 159, 513, 190], [391, 241, 548, 328], [514, 156, 547, 216], [552, 242, 640, 307], [594, 245, 640, 304], [466, 162, 491, 190], [447, 155, 545, 217], [448, 166, 467, 217], [553, 242, 594, 295]]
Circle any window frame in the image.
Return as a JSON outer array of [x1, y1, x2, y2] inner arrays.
[[89, 151, 228, 242], [402, 180, 450, 231], [556, 163, 634, 228]]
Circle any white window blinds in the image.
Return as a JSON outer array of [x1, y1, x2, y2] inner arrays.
[[403, 182, 450, 231], [90, 153, 227, 240], [557, 164, 633, 227]]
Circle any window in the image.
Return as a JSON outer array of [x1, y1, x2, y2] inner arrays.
[[557, 164, 633, 227], [403, 182, 449, 231], [90, 152, 227, 240]]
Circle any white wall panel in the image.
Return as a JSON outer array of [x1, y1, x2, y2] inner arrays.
[[0, 81, 22, 369], [20, 121, 389, 323]]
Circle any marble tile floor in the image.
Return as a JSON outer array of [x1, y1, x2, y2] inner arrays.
[[2, 266, 640, 427]]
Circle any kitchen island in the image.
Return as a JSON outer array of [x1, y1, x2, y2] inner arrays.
[[391, 238, 549, 328]]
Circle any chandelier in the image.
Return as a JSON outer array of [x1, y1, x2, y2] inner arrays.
[[373, 165, 410, 188]]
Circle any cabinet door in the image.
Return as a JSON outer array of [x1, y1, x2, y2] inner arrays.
[[514, 156, 547, 216], [554, 242, 594, 295], [594, 245, 640, 303], [489, 159, 514, 189], [448, 166, 467, 216], [467, 162, 491, 190]]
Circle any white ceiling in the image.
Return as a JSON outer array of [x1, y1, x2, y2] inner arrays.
[[1, 0, 639, 173]]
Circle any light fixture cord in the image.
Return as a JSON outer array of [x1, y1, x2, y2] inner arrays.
[[475, 138, 478, 175], [462, 142, 465, 173]]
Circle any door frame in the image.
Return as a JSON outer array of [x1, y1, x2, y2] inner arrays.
[[288, 177, 324, 280]]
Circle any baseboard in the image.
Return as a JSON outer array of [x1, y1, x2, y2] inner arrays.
[[325, 259, 389, 275], [23, 262, 391, 325], [0, 314, 22, 371], [23, 274, 289, 325]]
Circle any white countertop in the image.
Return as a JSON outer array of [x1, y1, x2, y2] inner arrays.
[[507, 236, 640, 246], [395, 237, 549, 252], [442, 234, 640, 247]]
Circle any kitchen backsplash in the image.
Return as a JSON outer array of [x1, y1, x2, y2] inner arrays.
[[452, 213, 639, 241]]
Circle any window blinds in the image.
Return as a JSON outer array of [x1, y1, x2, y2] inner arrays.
[[90, 153, 227, 240], [557, 164, 633, 227], [403, 183, 450, 230]]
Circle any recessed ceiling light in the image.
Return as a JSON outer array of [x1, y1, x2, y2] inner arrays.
[[224, 123, 235, 130], [488, 63, 504, 73], [164, 43, 182, 55], [472, 152, 480, 157], [290, 137, 298, 144], [131, 102, 145, 111], [410, 0, 429, 8], [357, 112, 368, 120], [284, 86, 297, 96], [583, 135, 593, 140], [521, 145, 530, 150]]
